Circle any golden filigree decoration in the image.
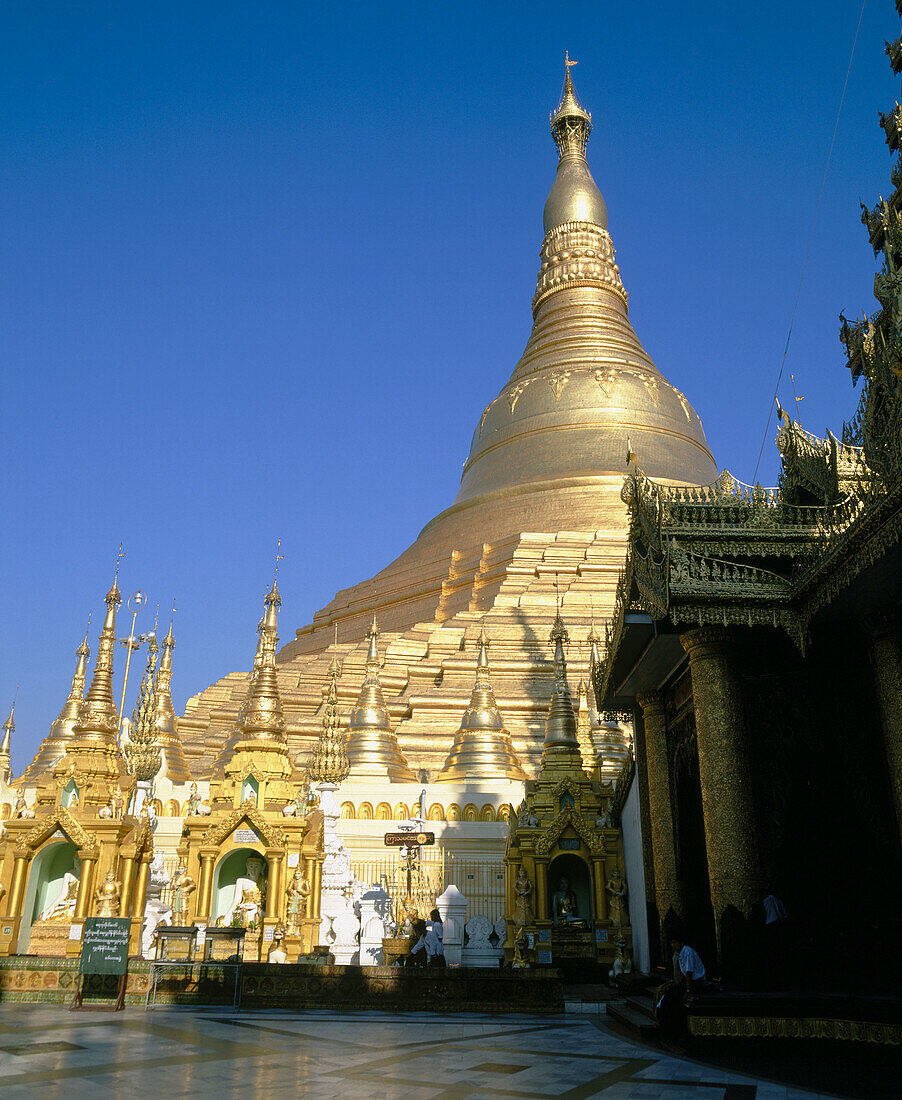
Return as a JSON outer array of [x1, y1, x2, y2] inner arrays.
[[14, 806, 99, 857], [199, 798, 288, 850], [534, 805, 605, 856]]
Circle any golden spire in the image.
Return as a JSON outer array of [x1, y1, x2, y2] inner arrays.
[[73, 563, 123, 746], [345, 619, 415, 781], [209, 613, 267, 777], [236, 576, 287, 748], [124, 634, 162, 782], [308, 657, 351, 784], [575, 675, 595, 776], [541, 608, 583, 771], [151, 602, 190, 782], [550, 52, 593, 158], [437, 623, 526, 782], [0, 698, 14, 781], [20, 619, 91, 784]]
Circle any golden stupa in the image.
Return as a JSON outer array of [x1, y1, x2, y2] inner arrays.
[[177, 61, 716, 781]]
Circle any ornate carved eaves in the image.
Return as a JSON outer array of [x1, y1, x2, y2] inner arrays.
[[199, 798, 288, 850], [534, 805, 605, 856], [14, 806, 99, 858]]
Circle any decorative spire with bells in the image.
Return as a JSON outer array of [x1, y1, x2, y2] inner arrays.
[[308, 657, 351, 784], [345, 617, 415, 781], [124, 627, 162, 783], [437, 622, 526, 782]]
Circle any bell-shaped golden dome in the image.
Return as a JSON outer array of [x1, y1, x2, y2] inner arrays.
[[436, 626, 526, 782], [445, 59, 716, 524], [345, 620, 415, 781]]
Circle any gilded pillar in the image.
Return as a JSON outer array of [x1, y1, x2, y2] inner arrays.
[[311, 858, 322, 920], [266, 852, 283, 919], [591, 857, 607, 921], [131, 855, 151, 921], [636, 691, 682, 932], [74, 853, 97, 920], [197, 850, 217, 921], [868, 618, 902, 844], [534, 860, 549, 921], [118, 856, 136, 915], [5, 855, 29, 918], [680, 628, 760, 926]]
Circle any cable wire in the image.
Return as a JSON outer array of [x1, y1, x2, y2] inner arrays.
[[752, 0, 867, 482]]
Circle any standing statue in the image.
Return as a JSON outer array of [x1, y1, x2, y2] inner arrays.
[[186, 783, 201, 816], [111, 785, 125, 819], [141, 854, 172, 956], [94, 871, 121, 917], [606, 866, 629, 929], [171, 862, 196, 924], [286, 869, 311, 935], [552, 876, 578, 925], [512, 866, 534, 929]]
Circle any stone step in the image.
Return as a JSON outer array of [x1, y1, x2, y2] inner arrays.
[[625, 993, 657, 1020], [606, 998, 659, 1039]]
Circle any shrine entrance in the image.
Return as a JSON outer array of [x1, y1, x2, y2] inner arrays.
[[20, 840, 79, 955], [548, 853, 593, 923], [210, 847, 267, 928]]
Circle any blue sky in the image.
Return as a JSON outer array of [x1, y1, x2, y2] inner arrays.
[[2, 1, 897, 767]]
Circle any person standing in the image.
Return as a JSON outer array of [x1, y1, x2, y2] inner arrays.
[[427, 908, 445, 968]]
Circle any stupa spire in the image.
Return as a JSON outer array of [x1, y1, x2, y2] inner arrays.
[[73, 559, 123, 745], [0, 699, 15, 781], [437, 623, 526, 782], [308, 657, 351, 784], [541, 608, 583, 771], [151, 602, 190, 782], [210, 612, 268, 777], [20, 619, 91, 784], [236, 576, 287, 748], [345, 619, 415, 781]]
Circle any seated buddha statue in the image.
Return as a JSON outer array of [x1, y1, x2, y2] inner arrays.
[[552, 876, 581, 926]]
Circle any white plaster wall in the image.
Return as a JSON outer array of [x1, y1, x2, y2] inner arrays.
[[621, 775, 650, 974]]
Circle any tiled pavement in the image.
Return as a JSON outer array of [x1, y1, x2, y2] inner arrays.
[[0, 1005, 842, 1098]]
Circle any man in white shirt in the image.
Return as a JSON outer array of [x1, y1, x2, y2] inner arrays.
[[671, 937, 706, 995]]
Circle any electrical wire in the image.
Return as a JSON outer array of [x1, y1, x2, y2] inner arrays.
[[752, 0, 867, 482]]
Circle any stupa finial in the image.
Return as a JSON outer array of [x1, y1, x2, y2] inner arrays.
[[550, 52, 592, 158]]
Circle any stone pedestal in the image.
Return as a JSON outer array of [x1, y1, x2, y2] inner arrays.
[[461, 914, 501, 968], [359, 885, 392, 965], [26, 920, 71, 957], [436, 885, 467, 967], [636, 691, 682, 944]]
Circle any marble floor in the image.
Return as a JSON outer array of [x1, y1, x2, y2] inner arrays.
[[0, 1005, 842, 1099]]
